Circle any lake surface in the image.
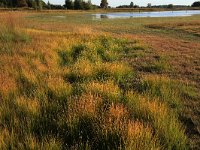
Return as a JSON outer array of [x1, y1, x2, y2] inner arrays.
[[94, 10, 200, 19]]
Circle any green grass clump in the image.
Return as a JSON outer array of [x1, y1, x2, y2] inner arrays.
[[140, 56, 169, 73], [126, 92, 188, 149], [179, 84, 199, 100], [84, 80, 122, 103], [0, 27, 30, 43], [134, 75, 183, 109], [58, 50, 72, 66], [16, 73, 38, 97], [65, 58, 95, 83]]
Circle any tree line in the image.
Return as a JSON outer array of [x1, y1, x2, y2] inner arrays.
[[0, 0, 109, 10], [64, 0, 94, 10], [0, 0, 44, 9], [59, 0, 109, 10], [117, 1, 200, 9], [1, 0, 199, 10]]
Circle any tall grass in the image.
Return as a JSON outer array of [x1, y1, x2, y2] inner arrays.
[[0, 13, 30, 44], [0, 12, 189, 149]]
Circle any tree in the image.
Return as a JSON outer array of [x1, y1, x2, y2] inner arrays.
[[130, 2, 134, 8], [74, 0, 83, 9], [31, 0, 37, 9], [147, 3, 151, 8], [65, 0, 73, 9], [17, 0, 27, 7], [0, 0, 48, 8], [26, 0, 33, 7], [35, 0, 42, 10], [100, 0, 108, 8], [167, 4, 174, 9], [83, 0, 92, 10], [47, 0, 51, 9], [0, 0, 17, 7], [192, 1, 200, 7]]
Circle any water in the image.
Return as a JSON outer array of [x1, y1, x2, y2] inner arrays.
[[94, 10, 200, 19]]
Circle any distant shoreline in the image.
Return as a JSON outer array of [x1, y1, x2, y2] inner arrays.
[[0, 7, 200, 13]]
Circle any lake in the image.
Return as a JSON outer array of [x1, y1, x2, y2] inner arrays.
[[94, 10, 200, 19]]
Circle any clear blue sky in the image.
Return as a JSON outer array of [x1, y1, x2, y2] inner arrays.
[[44, 0, 194, 7]]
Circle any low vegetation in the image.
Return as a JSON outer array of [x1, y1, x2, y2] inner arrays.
[[0, 11, 199, 149]]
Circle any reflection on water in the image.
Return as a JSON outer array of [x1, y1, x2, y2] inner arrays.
[[94, 10, 200, 19], [100, 14, 109, 19]]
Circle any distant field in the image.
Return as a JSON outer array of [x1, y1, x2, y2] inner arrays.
[[0, 11, 200, 149]]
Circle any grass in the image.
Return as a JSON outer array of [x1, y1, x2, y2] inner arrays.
[[0, 11, 200, 149]]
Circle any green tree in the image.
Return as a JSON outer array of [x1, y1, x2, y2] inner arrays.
[[31, 0, 37, 9], [26, 0, 33, 7], [47, 0, 51, 9], [167, 4, 174, 9], [74, 0, 83, 10], [17, 0, 28, 7], [147, 3, 151, 8], [83, 0, 92, 10], [35, 0, 42, 10], [0, 0, 17, 7], [130, 2, 134, 8], [100, 0, 108, 8], [192, 1, 200, 7], [65, 0, 73, 9]]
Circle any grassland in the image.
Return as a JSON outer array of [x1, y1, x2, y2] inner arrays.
[[0, 11, 200, 149]]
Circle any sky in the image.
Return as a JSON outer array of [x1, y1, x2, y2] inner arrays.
[[44, 0, 194, 7]]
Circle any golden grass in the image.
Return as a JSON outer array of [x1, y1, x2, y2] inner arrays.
[[72, 59, 94, 77], [95, 62, 132, 76], [68, 93, 102, 117], [126, 121, 159, 150], [0, 11, 191, 149], [16, 97, 40, 114], [47, 76, 72, 97], [0, 73, 17, 96], [86, 80, 121, 100]]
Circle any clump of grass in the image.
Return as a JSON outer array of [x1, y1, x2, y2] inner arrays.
[[179, 83, 199, 100], [94, 62, 135, 93], [126, 121, 160, 149], [16, 97, 40, 115], [140, 56, 169, 73], [97, 47, 119, 62], [126, 92, 188, 149], [68, 93, 102, 117], [95, 36, 131, 62], [58, 50, 72, 66], [85, 80, 122, 103], [47, 76, 72, 100], [71, 44, 87, 60], [132, 45, 146, 50], [0, 73, 17, 98], [65, 58, 94, 83], [95, 62, 132, 80], [0, 129, 61, 149], [16, 72, 38, 97], [134, 75, 182, 109]]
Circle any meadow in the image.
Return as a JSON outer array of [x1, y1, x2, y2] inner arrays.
[[0, 11, 200, 149]]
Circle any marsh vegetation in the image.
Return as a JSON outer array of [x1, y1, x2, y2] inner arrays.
[[0, 11, 200, 149]]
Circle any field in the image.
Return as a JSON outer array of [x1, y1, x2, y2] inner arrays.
[[0, 11, 200, 149]]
